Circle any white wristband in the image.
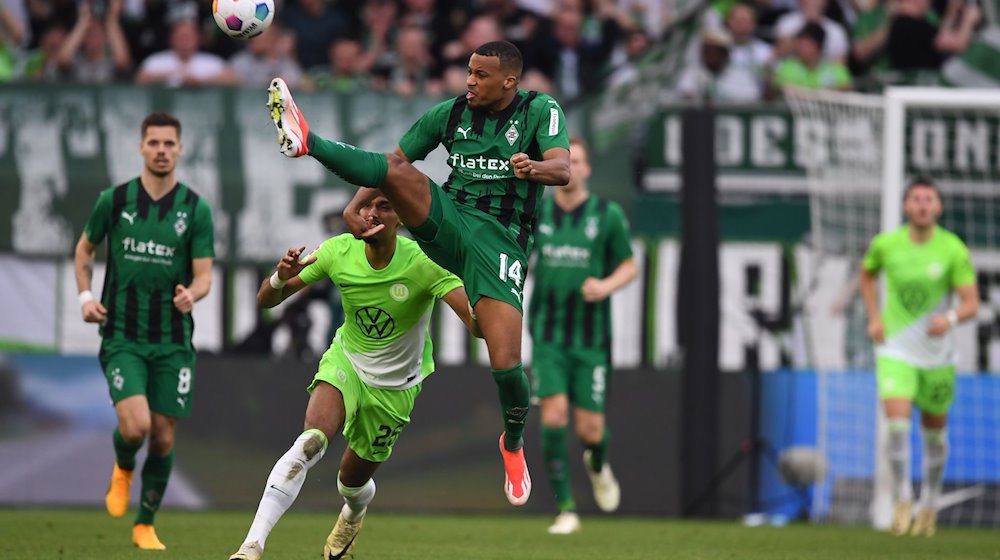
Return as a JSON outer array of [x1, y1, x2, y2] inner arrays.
[[269, 271, 287, 290], [78, 290, 95, 307], [946, 310, 959, 327]]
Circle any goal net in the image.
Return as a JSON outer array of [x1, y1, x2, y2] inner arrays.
[[787, 88, 1000, 529]]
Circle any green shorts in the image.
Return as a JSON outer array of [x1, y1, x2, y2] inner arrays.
[[98, 339, 196, 418], [532, 343, 611, 412], [308, 340, 422, 463], [409, 181, 527, 313], [876, 355, 956, 415]]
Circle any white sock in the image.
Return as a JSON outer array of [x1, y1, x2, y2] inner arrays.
[[338, 476, 376, 522], [887, 419, 913, 502], [920, 428, 948, 510], [244, 429, 328, 547]]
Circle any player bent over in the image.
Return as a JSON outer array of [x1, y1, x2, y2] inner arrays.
[[859, 177, 979, 537], [229, 192, 480, 560]]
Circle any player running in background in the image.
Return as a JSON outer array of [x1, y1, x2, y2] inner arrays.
[[859, 177, 980, 537], [229, 192, 480, 560], [528, 136, 637, 534], [266, 39, 570, 506], [74, 112, 214, 550]]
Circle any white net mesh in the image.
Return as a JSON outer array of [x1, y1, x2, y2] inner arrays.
[[788, 88, 1000, 528]]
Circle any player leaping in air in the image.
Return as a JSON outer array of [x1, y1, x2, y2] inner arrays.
[[266, 40, 570, 506]]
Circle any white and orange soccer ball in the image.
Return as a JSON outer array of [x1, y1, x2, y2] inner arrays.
[[212, 0, 275, 40]]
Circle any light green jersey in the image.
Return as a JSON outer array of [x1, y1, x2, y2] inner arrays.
[[862, 225, 976, 367], [298, 234, 463, 389]]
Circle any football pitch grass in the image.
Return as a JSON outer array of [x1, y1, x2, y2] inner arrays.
[[2, 508, 998, 560]]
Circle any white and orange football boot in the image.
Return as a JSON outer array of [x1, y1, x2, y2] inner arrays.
[[499, 433, 531, 506], [267, 77, 310, 158]]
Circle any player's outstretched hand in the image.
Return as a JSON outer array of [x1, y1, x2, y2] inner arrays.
[[867, 316, 885, 343], [82, 300, 107, 323], [276, 246, 318, 281], [174, 284, 194, 314], [511, 152, 534, 179], [927, 314, 951, 337]]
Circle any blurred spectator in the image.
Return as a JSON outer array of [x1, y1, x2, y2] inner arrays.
[[230, 22, 311, 89], [0, 3, 25, 80], [310, 37, 370, 93], [26, 0, 77, 49], [941, 1, 999, 86], [606, 27, 650, 88], [55, 0, 131, 83], [770, 22, 852, 95], [282, 0, 350, 70], [357, 0, 398, 80], [674, 28, 734, 101], [399, 0, 460, 69], [19, 23, 66, 80], [722, 2, 773, 101], [482, 0, 549, 66], [438, 13, 503, 89], [135, 19, 238, 87], [774, 0, 850, 62], [373, 25, 442, 97], [121, 0, 195, 67], [535, 0, 633, 100], [519, 66, 555, 93], [854, 0, 980, 84]]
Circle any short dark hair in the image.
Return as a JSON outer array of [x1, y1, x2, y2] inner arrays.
[[905, 175, 941, 198], [797, 22, 826, 50], [141, 112, 181, 138], [473, 40, 523, 77]]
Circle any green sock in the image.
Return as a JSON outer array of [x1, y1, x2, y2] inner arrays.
[[135, 450, 174, 525], [541, 425, 575, 512], [113, 427, 142, 471], [586, 428, 610, 473], [491, 363, 530, 451], [307, 132, 388, 187]]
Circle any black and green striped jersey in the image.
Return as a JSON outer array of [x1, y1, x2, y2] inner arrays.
[[528, 195, 633, 350], [398, 89, 570, 254], [84, 179, 215, 347]]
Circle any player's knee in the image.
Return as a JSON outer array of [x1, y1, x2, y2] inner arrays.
[[148, 431, 174, 456], [576, 423, 603, 446], [118, 422, 149, 443]]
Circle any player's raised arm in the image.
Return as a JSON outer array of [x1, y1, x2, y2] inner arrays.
[[511, 147, 570, 185], [257, 246, 318, 308], [441, 286, 484, 338], [74, 232, 107, 323]]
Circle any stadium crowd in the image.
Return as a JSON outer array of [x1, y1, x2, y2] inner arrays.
[[0, 0, 991, 102]]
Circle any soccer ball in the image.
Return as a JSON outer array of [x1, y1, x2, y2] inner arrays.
[[212, 0, 274, 40]]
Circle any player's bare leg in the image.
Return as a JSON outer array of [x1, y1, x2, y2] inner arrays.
[[325, 449, 380, 559], [231, 383, 343, 559], [476, 297, 532, 506]]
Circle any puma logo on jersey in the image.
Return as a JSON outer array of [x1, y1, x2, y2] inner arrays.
[[538, 224, 553, 236], [456, 126, 472, 139], [121, 211, 137, 225]]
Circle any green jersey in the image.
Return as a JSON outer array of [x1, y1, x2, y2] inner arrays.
[[528, 195, 633, 350], [84, 179, 215, 347], [862, 225, 976, 367], [398, 90, 570, 254], [298, 234, 463, 389]]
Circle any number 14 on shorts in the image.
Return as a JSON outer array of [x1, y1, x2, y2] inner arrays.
[[499, 253, 523, 302]]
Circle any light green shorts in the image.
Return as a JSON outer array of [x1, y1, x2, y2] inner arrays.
[[876, 355, 956, 416], [99, 340, 196, 418], [532, 343, 611, 412], [308, 340, 422, 462]]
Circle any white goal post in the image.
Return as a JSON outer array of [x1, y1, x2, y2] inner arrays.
[[788, 87, 1000, 529]]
